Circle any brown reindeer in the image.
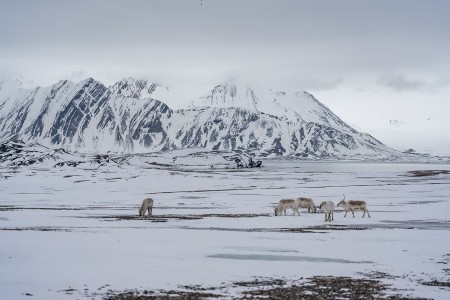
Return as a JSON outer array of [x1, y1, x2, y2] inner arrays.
[[337, 195, 371, 218]]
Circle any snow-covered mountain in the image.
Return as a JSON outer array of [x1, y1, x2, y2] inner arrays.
[[0, 77, 400, 158], [190, 78, 353, 131]]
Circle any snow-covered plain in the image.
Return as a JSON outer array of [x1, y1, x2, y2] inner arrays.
[[1, 153, 449, 299]]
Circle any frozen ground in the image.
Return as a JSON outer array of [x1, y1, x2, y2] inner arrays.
[[1, 155, 450, 299]]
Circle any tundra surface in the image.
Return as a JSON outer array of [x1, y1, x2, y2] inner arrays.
[[1, 157, 449, 299]]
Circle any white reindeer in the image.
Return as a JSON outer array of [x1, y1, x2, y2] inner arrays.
[[337, 195, 371, 218], [274, 199, 300, 216], [296, 197, 317, 213], [319, 201, 334, 222], [139, 198, 154, 218]]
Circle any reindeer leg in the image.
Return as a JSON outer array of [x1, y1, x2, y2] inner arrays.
[[351, 209, 355, 218], [367, 209, 371, 218]]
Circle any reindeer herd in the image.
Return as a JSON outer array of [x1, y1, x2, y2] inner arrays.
[[275, 195, 371, 221], [138, 195, 371, 222]]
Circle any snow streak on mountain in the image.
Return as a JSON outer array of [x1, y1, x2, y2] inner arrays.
[[0, 77, 398, 158]]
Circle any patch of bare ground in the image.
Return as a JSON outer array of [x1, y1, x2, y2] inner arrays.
[[0, 205, 133, 211], [0, 226, 73, 232], [407, 170, 449, 177], [97, 215, 202, 223], [180, 224, 370, 234], [421, 280, 450, 288], [103, 289, 222, 299], [100, 275, 429, 299], [239, 276, 428, 300], [301, 224, 368, 231], [96, 213, 271, 222], [357, 271, 402, 281], [421, 254, 450, 288], [0, 205, 15, 211], [275, 225, 368, 234]]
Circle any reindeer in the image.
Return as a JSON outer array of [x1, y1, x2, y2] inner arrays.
[[296, 197, 317, 213], [139, 198, 154, 218], [319, 201, 334, 222], [274, 199, 300, 216], [337, 195, 371, 218]]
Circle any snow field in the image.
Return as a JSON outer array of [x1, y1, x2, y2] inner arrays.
[[1, 160, 449, 299]]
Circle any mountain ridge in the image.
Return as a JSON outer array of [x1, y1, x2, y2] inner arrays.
[[0, 77, 401, 159]]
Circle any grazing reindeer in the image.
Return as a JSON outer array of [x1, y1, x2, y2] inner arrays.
[[337, 195, 371, 218], [274, 199, 300, 216], [319, 201, 334, 222], [296, 197, 317, 213], [139, 198, 154, 218]]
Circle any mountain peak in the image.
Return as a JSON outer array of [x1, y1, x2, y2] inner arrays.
[[109, 77, 160, 99], [107, 77, 172, 102], [0, 74, 37, 94], [191, 77, 259, 111]]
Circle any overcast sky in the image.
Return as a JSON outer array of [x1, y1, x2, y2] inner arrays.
[[1, 0, 449, 155]]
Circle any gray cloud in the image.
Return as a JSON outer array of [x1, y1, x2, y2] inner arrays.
[[376, 74, 450, 93], [377, 74, 427, 92], [298, 79, 343, 92], [1, 0, 450, 90]]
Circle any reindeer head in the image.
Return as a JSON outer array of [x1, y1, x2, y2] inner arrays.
[[274, 207, 279, 216], [337, 195, 346, 207], [319, 201, 326, 209], [138, 207, 143, 216]]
